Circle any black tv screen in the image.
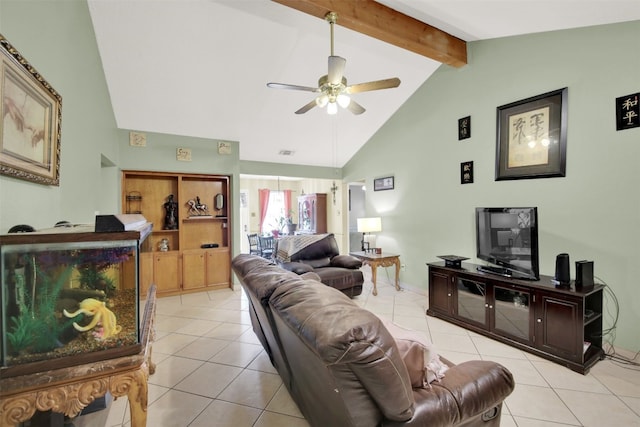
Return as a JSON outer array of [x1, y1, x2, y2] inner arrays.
[[475, 207, 539, 280]]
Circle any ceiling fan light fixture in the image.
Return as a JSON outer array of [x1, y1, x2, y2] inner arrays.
[[337, 93, 350, 108], [316, 95, 329, 108], [327, 102, 338, 115]]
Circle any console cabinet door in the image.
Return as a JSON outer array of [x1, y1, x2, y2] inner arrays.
[[428, 269, 454, 315], [492, 283, 533, 344], [535, 292, 581, 362], [455, 276, 488, 329]]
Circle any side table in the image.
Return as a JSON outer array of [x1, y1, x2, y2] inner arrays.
[[350, 252, 401, 296]]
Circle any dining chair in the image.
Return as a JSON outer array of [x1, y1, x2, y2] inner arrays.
[[247, 233, 260, 255], [258, 236, 275, 259]]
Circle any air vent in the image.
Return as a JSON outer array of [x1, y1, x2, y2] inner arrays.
[[279, 150, 295, 156]]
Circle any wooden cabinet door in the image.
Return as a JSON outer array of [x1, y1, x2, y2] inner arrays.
[[206, 249, 230, 288], [183, 250, 206, 290], [154, 252, 181, 294], [428, 269, 453, 315], [535, 293, 581, 361]]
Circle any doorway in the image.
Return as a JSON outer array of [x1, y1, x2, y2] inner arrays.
[[348, 181, 366, 252]]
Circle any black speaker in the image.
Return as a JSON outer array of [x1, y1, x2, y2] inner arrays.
[[575, 260, 594, 289], [554, 253, 570, 285]]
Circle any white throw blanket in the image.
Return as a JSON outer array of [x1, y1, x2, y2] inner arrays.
[[275, 233, 331, 262]]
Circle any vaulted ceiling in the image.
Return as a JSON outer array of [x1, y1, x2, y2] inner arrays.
[[87, 0, 640, 168]]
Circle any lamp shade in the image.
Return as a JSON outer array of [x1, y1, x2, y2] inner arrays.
[[357, 217, 382, 233]]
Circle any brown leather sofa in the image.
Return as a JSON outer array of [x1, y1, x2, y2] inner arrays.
[[274, 233, 364, 297], [232, 254, 515, 427]]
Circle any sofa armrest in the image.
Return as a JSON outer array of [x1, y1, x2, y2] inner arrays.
[[330, 254, 363, 269], [384, 360, 514, 426], [279, 261, 314, 275]]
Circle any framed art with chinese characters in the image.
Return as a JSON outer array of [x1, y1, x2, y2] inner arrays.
[[495, 88, 567, 181], [615, 92, 639, 131], [1, 35, 62, 186]]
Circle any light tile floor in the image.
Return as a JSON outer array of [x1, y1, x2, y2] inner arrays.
[[76, 268, 640, 427]]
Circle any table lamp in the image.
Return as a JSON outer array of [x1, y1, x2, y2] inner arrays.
[[357, 217, 382, 253]]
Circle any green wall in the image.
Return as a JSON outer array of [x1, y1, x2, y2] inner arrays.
[[343, 21, 640, 352], [1, 0, 119, 229]]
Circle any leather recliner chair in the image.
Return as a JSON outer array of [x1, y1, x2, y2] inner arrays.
[[275, 233, 364, 297]]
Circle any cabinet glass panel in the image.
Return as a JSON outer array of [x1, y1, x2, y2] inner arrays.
[[456, 278, 486, 325], [494, 285, 530, 340]]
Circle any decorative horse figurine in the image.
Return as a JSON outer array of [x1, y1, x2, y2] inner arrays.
[[187, 197, 209, 216]]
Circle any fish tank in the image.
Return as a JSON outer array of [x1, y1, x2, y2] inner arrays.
[[0, 223, 150, 378]]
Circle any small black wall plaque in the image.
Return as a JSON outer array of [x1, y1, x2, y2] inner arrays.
[[458, 116, 471, 140], [461, 161, 474, 184], [616, 92, 639, 131]]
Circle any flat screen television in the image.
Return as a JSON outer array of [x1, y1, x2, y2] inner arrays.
[[475, 207, 539, 280]]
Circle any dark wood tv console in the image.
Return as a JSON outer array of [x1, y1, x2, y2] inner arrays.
[[427, 261, 605, 374]]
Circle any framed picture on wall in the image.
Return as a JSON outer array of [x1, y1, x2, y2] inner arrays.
[[495, 88, 567, 180], [0, 35, 62, 185], [374, 176, 394, 191]]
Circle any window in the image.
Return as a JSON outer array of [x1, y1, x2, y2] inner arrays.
[[262, 190, 285, 234]]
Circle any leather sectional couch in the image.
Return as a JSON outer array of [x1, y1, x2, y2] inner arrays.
[[232, 254, 515, 427], [274, 233, 364, 297]]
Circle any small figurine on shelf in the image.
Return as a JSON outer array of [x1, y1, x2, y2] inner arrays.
[[187, 196, 210, 216], [158, 238, 169, 252], [163, 194, 178, 230]]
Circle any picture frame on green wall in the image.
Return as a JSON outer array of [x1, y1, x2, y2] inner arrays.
[[495, 88, 567, 180], [374, 176, 394, 191], [0, 34, 62, 186]]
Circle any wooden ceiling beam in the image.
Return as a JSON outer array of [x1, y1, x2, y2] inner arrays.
[[272, 0, 467, 67]]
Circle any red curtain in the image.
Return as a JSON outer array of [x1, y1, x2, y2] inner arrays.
[[283, 189, 292, 219], [258, 189, 270, 234]]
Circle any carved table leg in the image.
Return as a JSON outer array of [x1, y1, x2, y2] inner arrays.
[[367, 260, 379, 296], [110, 367, 148, 427], [393, 257, 401, 291]]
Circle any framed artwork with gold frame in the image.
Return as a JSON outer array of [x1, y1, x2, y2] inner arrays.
[[1, 35, 62, 186], [496, 88, 567, 181]]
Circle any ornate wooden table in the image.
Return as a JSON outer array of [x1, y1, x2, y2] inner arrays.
[[0, 287, 157, 427], [350, 252, 401, 296]]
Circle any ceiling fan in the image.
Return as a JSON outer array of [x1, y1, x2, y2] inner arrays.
[[267, 12, 401, 115]]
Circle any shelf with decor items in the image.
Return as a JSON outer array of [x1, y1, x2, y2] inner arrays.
[[122, 170, 231, 297], [427, 261, 604, 374]]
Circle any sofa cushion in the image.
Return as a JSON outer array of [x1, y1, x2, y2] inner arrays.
[[300, 271, 322, 281], [331, 254, 363, 269], [315, 267, 364, 291], [300, 257, 331, 268], [279, 261, 314, 274]]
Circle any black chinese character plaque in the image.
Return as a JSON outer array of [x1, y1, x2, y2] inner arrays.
[[616, 93, 639, 131], [461, 161, 474, 184], [458, 116, 471, 140]]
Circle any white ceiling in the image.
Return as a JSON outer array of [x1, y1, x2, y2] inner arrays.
[[87, 0, 640, 168]]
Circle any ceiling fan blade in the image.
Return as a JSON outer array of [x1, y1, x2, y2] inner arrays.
[[328, 56, 346, 85], [346, 77, 401, 94], [346, 99, 366, 115], [295, 99, 318, 115], [267, 82, 320, 93]]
